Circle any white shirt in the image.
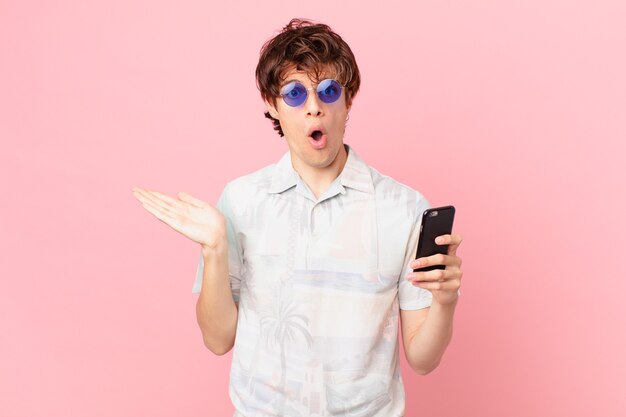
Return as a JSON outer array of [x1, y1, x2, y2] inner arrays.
[[193, 144, 433, 417]]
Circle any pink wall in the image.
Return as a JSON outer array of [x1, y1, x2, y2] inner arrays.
[[2, 1, 625, 416]]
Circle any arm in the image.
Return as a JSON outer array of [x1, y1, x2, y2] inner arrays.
[[130, 186, 240, 356], [402, 233, 464, 374], [400, 299, 457, 375], [196, 242, 239, 355]]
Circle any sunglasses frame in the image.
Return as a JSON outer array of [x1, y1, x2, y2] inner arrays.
[[279, 78, 344, 107]]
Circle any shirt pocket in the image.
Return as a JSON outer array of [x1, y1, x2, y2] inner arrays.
[[243, 218, 290, 288]]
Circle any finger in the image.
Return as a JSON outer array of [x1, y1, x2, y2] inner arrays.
[[410, 253, 460, 270], [178, 191, 205, 208], [136, 188, 183, 211], [140, 201, 176, 225], [134, 192, 180, 218], [413, 278, 461, 292], [147, 189, 182, 206], [406, 268, 455, 283], [133, 189, 183, 217], [435, 234, 463, 256]]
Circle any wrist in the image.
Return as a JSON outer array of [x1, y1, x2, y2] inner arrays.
[[201, 238, 228, 259], [431, 294, 459, 310]]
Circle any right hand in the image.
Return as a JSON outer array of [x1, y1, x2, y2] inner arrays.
[[132, 187, 226, 250]]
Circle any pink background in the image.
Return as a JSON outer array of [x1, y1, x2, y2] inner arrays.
[[2, 1, 625, 416]]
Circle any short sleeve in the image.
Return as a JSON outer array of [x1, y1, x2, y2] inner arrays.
[[398, 192, 433, 310], [191, 183, 244, 303]]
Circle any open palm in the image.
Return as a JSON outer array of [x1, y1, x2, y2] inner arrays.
[[132, 187, 226, 249]]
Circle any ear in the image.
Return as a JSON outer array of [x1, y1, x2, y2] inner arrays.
[[345, 94, 353, 112], [265, 100, 280, 119]]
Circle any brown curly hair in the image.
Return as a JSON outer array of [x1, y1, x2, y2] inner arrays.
[[255, 18, 361, 137]]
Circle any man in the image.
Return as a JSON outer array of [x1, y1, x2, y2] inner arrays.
[[132, 18, 463, 417]]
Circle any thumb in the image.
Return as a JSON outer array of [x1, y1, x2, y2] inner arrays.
[[178, 191, 205, 208]]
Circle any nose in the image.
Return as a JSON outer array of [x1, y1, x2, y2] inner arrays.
[[304, 90, 323, 117]]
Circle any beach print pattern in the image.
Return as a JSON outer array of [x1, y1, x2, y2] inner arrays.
[[193, 145, 432, 416]]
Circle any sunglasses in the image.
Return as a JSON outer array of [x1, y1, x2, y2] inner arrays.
[[279, 78, 343, 107]]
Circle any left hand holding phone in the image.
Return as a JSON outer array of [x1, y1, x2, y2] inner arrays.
[[406, 233, 464, 305]]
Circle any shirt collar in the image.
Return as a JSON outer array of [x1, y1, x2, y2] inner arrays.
[[268, 144, 375, 195], [339, 144, 376, 194], [268, 150, 298, 194]]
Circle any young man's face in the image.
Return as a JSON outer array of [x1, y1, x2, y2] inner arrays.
[[265, 67, 352, 173]]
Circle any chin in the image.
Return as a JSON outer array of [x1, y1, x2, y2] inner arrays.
[[316, 147, 341, 165]]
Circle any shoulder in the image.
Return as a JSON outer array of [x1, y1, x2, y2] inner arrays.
[[220, 162, 277, 213], [368, 166, 430, 219], [226, 163, 275, 193]]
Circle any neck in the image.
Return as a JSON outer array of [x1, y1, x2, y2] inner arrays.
[[294, 144, 348, 200]]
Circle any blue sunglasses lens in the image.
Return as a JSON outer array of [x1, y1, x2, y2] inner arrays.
[[316, 79, 342, 104], [281, 81, 308, 107], [280, 79, 343, 107]]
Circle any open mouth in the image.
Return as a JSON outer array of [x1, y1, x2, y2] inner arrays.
[[306, 127, 327, 149], [311, 130, 323, 141]]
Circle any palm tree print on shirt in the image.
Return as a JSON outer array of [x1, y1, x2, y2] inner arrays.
[[258, 283, 313, 401]]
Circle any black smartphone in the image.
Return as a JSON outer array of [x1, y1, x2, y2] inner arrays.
[[413, 205, 456, 272]]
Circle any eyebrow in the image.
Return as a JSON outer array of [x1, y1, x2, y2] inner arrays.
[[281, 79, 301, 86], [279, 79, 308, 92], [280, 76, 335, 89]]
